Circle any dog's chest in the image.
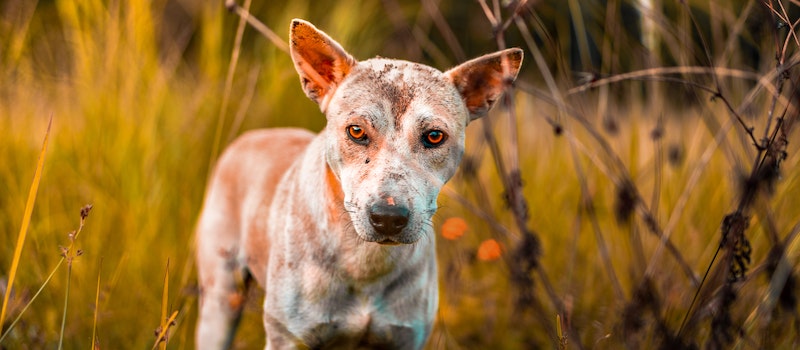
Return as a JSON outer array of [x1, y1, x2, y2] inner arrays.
[[298, 300, 427, 349], [270, 261, 435, 349]]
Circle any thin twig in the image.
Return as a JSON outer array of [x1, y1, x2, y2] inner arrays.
[[224, 0, 288, 53], [226, 65, 262, 144], [0, 259, 64, 343], [151, 311, 179, 350], [57, 263, 71, 350], [422, 0, 465, 61], [678, 246, 722, 337], [567, 66, 760, 95], [90, 258, 102, 350], [717, 0, 756, 68]]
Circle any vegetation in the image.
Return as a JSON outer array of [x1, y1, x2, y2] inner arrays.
[[1, 0, 798, 348]]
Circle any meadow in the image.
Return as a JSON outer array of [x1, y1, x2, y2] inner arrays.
[[1, 0, 799, 348]]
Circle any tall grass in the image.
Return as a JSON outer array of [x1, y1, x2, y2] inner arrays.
[[1, 0, 798, 348], [91, 257, 102, 350], [0, 116, 49, 334]]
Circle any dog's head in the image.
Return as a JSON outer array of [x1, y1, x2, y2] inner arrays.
[[289, 19, 522, 245]]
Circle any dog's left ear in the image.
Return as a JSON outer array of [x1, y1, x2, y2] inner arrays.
[[290, 19, 357, 112], [445, 48, 523, 122]]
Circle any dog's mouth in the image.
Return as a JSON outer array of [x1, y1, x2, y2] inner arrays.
[[377, 239, 401, 246]]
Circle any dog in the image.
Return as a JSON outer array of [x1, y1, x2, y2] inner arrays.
[[195, 19, 522, 349]]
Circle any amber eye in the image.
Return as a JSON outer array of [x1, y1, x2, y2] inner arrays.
[[422, 130, 446, 148], [347, 125, 368, 144]]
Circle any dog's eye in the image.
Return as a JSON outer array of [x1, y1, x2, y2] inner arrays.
[[422, 130, 446, 148], [347, 125, 368, 144]]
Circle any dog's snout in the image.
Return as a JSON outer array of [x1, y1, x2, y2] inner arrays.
[[369, 204, 409, 236]]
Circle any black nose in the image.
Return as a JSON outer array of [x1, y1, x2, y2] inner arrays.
[[369, 204, 409, 236]]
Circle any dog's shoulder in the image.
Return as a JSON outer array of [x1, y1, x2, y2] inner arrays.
[[209, 127, 317, 201]]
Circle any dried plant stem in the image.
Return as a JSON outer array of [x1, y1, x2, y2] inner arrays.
[[0, 259, 63, 343], [91, 259, 102, 350], [479, 0, 532, 244], [566, 0, 592, 70], [765, 0, 800, 54], [423, 0, 464, 61], [678, 245, 721, 336], [226, 65, 262, 145], [57, 263, 72, 350], [224, 0, 288, 53], [57, 207, 89, 349], [635, 202, 699, 285], [513, 16, 565, 107], [717, 0, 756, 67], [152, 311, 179, 350], [158, 260, 170, 350], [568, 66, 760, 94], [739, 52, 799, 116], [480, 3, 589, 347]]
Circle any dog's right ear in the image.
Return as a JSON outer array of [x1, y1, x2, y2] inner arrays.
[[445, 48, 523, 122], [290, 19, 357, 112]]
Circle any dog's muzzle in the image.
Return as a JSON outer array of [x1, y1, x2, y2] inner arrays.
[[368, 202, 409, 241]]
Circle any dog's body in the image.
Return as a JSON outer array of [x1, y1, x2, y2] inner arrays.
[[195, 19, 522, 349]]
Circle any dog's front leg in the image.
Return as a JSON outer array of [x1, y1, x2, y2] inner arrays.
[[196, 255, 248, 349], [196, 204, 249, 349], [196, 244, 251, 349]]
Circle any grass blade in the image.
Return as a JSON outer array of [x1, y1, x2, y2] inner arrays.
[[91, 258, 103, 350], [0, 116, 52, 334], [0, 259, 64, 343], [152, 311, 179, 350], [58, 263, 72, 350], [157, 260, 169, 350]]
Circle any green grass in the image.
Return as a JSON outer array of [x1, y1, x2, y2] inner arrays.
[[1, 0, 799, 348]]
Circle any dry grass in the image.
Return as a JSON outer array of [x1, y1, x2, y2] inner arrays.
[[1, 0, 799, 348]]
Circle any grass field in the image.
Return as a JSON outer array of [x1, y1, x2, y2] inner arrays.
[[1, 0, 799, 348]]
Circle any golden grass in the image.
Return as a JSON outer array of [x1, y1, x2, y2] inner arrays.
[[0, 116, 50, 333], [91, 257, 101, 350], [153, 260, 178, 350]]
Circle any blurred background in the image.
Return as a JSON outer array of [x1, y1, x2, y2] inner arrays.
[[1, 0, 799, 348]]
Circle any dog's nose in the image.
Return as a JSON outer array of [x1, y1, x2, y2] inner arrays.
[[369, 204, 409, 236]]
